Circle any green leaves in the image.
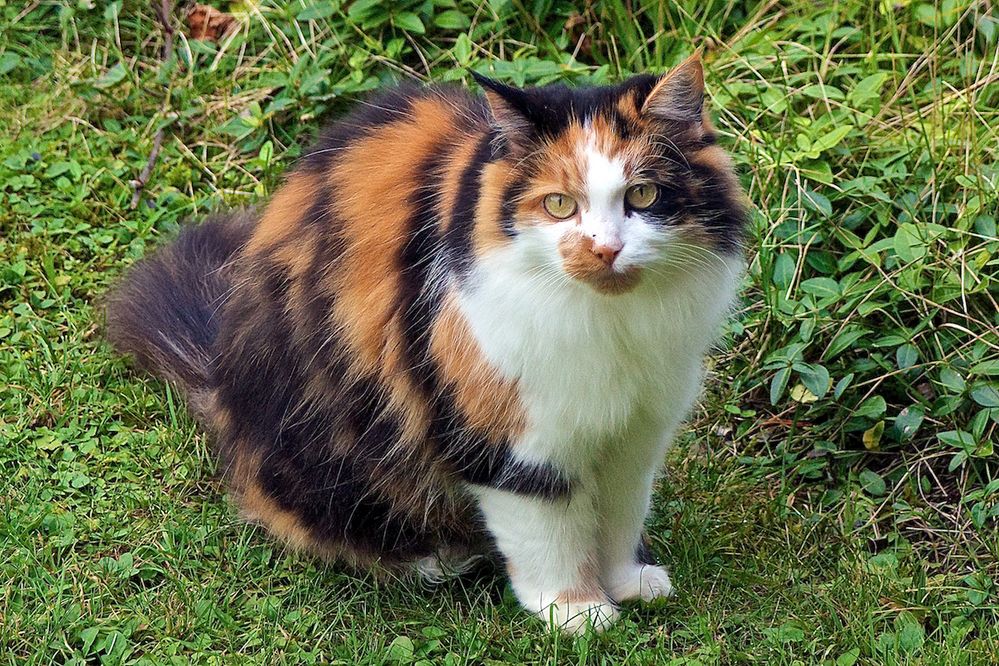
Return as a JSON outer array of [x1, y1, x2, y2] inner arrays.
[[772, 252, 796, 289], [893, 223, 926, 262], [855, 395, 888, 419], [849, 72, 889, 109], [434, 10, 471, 30], [894, 406, 924, 441], [895, 343, 919, 370], [804, 125, 852, 157], [798, 277, 840, 300], [0, 51, 21, 76], [296, 1, 338, 21], [896, 614, 926, 653], [394, 12, 426, 34], [970, 384, 999, 408], [771, 366, 792, 405], [836, 647, 861, 666], [796, 363, 831, 399], [859, 469, 886, 496], [939, 367, 966, 393], [92, 62, 127, 89]]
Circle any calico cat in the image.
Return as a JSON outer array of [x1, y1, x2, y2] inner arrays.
[[105, 54, 747, 633]]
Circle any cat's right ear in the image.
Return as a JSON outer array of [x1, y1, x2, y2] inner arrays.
[[472, 72, 537, 148], [640, 53, 705, 125]]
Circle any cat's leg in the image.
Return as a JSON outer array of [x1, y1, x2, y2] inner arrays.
[[596, 429, 675, 603], [472, 481, 619, 634]]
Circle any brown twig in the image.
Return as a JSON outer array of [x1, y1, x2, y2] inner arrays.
[[130, 0, 174, 209], [130, 130, 165, 209], [153, 0, 175, 59]]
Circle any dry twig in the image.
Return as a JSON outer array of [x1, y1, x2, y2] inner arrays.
[[130, 0, 174, 209]]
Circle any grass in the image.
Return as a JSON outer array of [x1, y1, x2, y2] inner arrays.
[[1, 0, 997, 663]]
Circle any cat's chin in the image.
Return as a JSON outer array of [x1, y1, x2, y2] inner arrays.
[[576, 266, 642, 295]]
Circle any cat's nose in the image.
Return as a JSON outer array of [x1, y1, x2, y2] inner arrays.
[[591, 239, 623, 266]]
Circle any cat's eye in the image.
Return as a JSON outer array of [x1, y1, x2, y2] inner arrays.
[[625, 183, 659, 210], [543, 193, 578, 219]]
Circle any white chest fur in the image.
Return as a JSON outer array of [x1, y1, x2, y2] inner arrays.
[[457, 243, 743, 471]]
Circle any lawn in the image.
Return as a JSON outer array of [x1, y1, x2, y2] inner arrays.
[[1, 1, 997, 663]]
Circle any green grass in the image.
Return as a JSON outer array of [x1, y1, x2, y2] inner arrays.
[[2, 1, 997, 663]]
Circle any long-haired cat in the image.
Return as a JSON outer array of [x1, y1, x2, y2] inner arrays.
[[105, 54, 747, 633]]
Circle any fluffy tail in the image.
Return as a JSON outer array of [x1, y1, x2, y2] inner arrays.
[[104, 212, 255, 413]]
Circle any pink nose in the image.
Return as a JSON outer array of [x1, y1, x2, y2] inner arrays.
[[591, 240, 623, 266]]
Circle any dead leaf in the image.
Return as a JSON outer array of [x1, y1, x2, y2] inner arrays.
[[790, 383, 818, 404], [862, 421, 885, 450], [563, 12, 592, 59], [186, 3, 238, 42]]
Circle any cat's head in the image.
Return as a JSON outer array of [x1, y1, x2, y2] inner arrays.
[[474, 55, 746, 295]]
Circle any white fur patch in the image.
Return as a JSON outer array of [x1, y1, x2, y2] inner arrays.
[[577, 133, 628, 253]]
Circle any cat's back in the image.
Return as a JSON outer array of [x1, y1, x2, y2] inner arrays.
[[303, 82, 492, 174], [222, 82, 495, 377], [243, 82, 492, 253]]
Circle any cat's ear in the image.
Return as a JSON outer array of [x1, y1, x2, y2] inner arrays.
[[641, 53, 705, 124], [472, 72, 537, 144]]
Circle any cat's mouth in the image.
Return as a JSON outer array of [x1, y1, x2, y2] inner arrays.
[[582, 267, 642, 295], [557, 233, 642, 295]]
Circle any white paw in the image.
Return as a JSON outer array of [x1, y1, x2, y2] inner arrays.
[[606, 564, 674, 603], [537, 598, 620, 635]]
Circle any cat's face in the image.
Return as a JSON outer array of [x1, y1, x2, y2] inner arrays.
[[476, 56, 745, 295]]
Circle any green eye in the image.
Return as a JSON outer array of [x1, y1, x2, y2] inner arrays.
[[543, 193, 578, 219], [625, 183, 659, 209]]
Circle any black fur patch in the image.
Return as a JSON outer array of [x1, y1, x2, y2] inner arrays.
[[396, 143, 452, 420], [445, 133, 496, 275], [629, 166, 747, 253], [475, 73, 658, 142], [499, 179, 525, 238], [104, 212, 254, 397], [636, 536, 659, 566], [685, 163, 748, 252]]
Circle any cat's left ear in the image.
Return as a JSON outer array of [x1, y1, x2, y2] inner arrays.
[[641, 53, 705, 124], [471, 72, 538, 146]]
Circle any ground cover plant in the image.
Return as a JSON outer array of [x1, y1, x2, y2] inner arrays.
[[1, 0, 997, 663]]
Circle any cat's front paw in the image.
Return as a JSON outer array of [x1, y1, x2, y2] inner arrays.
[[537, 598, 620, 635], [605, 564, 674, 603]]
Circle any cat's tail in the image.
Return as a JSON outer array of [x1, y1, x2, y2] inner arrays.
[[103, 212, 255, 415]]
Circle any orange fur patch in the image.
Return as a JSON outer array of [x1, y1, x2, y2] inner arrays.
[[246, 171, 319, 254], [471, 161, 517, 255], [240, 475, 323, 552], [586, 114, 642, 166], [228, 451, 325, 553], [616, 91, 643, 126], [430, 292, 526, 439], [557, 232, 641, 294], [554, 554, 604, 604], [329, 97, 457, 377], [689, 144, 734, 175], [524, 122, 588, 209], [380, 310, 434, 442], [202, 389, 232, 434]]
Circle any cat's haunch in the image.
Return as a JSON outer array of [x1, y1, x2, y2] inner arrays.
[[105, 54, 747, 634]]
